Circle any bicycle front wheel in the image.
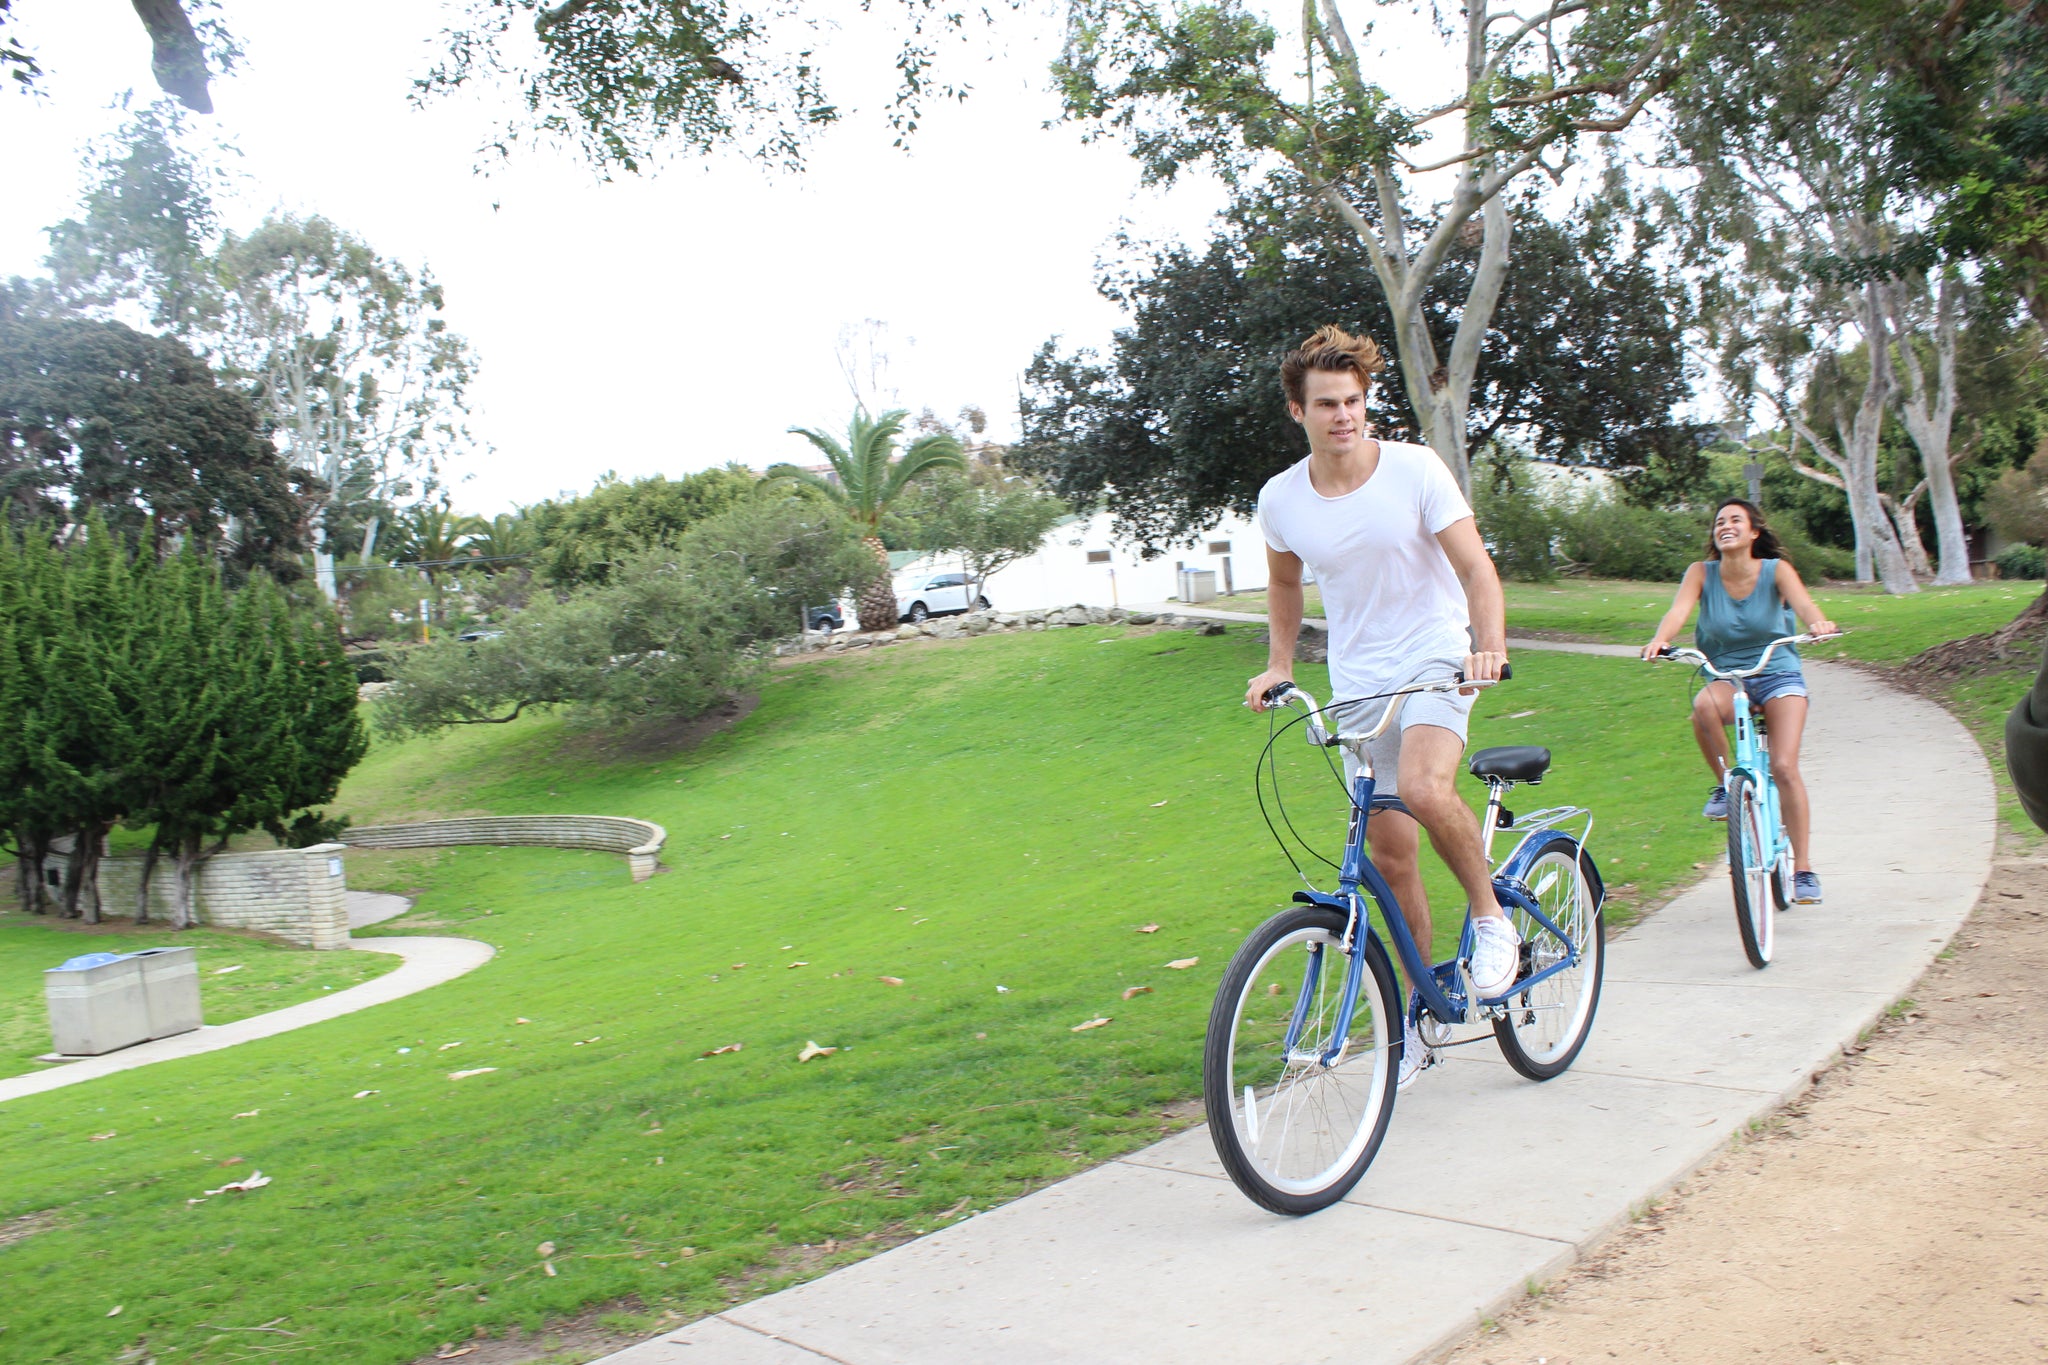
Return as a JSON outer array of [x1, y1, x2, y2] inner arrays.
[[1727, 774, 1775, 967], [1203, 906, 1399, 1215], [1493, 840, 1605, 1080]]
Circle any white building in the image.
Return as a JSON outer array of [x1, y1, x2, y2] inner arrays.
[[895, 507, 1269, 613]]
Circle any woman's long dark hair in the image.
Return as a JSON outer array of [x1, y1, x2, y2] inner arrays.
[[1706, 498, 1787, 561]]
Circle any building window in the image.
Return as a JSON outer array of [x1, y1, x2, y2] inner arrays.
[[1085, 550, 1111, 564], [1207, 540, 1231, 555]]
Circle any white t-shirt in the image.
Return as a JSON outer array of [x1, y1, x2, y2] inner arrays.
[[1256, 440, 1475, 699]]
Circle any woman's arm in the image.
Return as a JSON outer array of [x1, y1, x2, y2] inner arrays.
[[1640, 562, 1707, 659], [1773, 562, 1839, 636]]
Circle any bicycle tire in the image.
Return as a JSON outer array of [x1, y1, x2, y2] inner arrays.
[[1769, 838, 1794, 912], [1203, 905, 1399, 1215], [1492, 840, 1605, 1080], [1727, 774, 1775, 967]]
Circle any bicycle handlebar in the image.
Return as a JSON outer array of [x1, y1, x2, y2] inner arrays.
[[1262, 668, 1507, 748], [1651, 630, 1842, 680]]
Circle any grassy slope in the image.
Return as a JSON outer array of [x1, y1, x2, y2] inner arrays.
[[0, 920, 398, 1078], [0, 627, 1711, 1365]]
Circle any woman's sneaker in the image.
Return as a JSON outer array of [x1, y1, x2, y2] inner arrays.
[[1703, 785, 1729, 820], [1793, 871, 1823, 904], [1398, 1011, 1431, 1090]]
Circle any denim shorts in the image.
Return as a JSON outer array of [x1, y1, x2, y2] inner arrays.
[[1332, 657, 1475, 796], [1733, 670, 1808, 706]]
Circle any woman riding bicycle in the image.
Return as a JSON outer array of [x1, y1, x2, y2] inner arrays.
[[1640, 498, 1838, 904]]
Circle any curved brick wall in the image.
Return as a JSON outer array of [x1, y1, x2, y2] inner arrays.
[[341, 816, 666, 882]]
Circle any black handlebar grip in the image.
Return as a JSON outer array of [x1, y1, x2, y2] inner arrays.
[[1261, 682, 1297, 706], [1452, 663, 1513, 684]]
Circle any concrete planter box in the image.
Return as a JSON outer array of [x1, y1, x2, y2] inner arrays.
[[45, 946, 202, 1056]]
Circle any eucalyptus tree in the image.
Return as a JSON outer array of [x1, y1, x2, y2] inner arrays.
[[1054, 0, 1689, 489], [214, 214, 478, 599], [770, 408, 965, 631]]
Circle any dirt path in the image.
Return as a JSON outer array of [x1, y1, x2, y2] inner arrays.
[[1439, 859, 2048, 1365]]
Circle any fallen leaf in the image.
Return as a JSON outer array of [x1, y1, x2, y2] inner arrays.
[[787, 961, 809, 969], [435, 1349, 475, 1360], [537, 1240, 556, 1257], [701, 1042, 743, 1057], [438, 1041, 463, 1051], [1166, 957, 1199, 970], [211, 964, 244, 975], [1121, 985, 1153, 1000], [513, 1017, 531, 1025], [88, 1131, 116, 1141], [995, 985, 1011, 993], [679, 1246, 697, 1257], [543, 1260, 557, 1277], [204, 1170, 272, 1196], [217, 1156, 245, 1166], [1508, 710, 1537, 719], [233, 1109, 260, 1119], [1071, 1017, 1112, 1032], [796, 1039, 837, 1062], [878, 976, 904, 986], [1267, 983, 1282, 996], [1150, 800, 1168, 807], [107, 1306, 122, 1317], [573, 1037, 601, 1046], [730, 963, 747, 970], [1137, 924, 1160, 934], [448, 1068, 498, 1080], [353, 1090, 379, 1099]]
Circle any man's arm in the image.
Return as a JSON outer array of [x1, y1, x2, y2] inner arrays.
[[1436, 516, 1507, 687], [1245, 546, 1305, 709]]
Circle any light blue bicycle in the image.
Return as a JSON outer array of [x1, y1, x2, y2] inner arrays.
[[1203, 674, 1607, 1215], [1654, 632, 1836, 969]]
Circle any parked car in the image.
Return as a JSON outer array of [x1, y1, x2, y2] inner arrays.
[[896, 572, 991, 623], [456, 629, 505, 643], [806, 601, 845, 632]]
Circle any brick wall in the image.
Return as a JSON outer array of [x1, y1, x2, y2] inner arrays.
[[32, 843, 352, 949], [341, 816, 666, 881]]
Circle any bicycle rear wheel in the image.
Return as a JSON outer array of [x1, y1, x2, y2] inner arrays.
[[1727, 774, 1774, 967], [1204, 905, 1399, 1215], [1492, 841, 1605, 1080]]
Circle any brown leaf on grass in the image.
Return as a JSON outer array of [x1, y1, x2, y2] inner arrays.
[[448, 1068, 498, 1080], [701, 1042, 743, 1057], [211, 964, 243, 975], [1150, 800, 1168, 807], [878, 976, 905, 986], [1071, 1017, 1112, 1032], [435, 1348, 475, 1360], [536, 1240, 556, 1257], [88, 1131, 116, 1141], [573, 1037, 601, 1046], [438, 1041, 463, 1051], [787, 961, 809, 969], [353, 1090, 380, 1099], [1121, 986, 1153, 1000], [203, 1170, 271, 1196], [797, 1040, 837, 1062], [107, 1305, 122, 1317], [1166, 957, 1199, 970], [513, 1017, 531, 1024], [1137, 924, 1160, 934], [232, 1109, 260, 1119], [543, 1260, 557, 1277], [1267, 983, 1282, 996]]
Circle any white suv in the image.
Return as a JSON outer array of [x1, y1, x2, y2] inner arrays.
[[897, 572, 991, 623]]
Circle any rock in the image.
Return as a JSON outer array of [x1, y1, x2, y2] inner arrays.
[[1197, 621, 1227, 636], [1087, 606, 1111, 624], [1126, 612, 1158, 626], [897, 625, 922, 640], [964, 615, 991, 635]]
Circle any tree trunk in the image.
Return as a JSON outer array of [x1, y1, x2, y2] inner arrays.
[[17, 828, 49, 914], [1885, 492, 1934, 579], [1886, 274, 1974, 585], [135, 838, 162, 924], [170, 831, 222, 930], [855, 536, 898, 633], [61, 823, 110, 924]]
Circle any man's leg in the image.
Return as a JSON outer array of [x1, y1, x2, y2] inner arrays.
[[1396, 723, 1505, 924], [1366, 809, 1430, 994]]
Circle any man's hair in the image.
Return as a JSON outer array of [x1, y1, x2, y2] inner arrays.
[[1281, 324, 1388, 408]]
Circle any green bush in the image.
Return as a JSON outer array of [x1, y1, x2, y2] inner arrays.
[[1556, 494, 1703, 580], [1473, 477, 1562, 581], [1996, 543, 2046, 580]]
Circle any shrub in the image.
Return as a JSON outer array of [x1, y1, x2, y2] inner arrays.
[[1473, 477, 1562, 581], [1556, 494, 1703, 580], [1997, 543, 2047, 580]]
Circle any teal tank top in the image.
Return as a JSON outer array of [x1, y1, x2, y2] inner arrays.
[[1695, 560, 1800, 674]]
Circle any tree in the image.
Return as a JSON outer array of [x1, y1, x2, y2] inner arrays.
[[379, 493, 867, 733], [896, 465, 1069, 606], [0, 299, 312, 575], [1055, 0, 1687, 490], [214, 214, 478, 598], [1017, 189, 1698, 550], [770, 408, 964, 631], [522, 465, 758, 586]]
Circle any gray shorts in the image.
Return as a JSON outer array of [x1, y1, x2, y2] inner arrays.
[[1332, 657, 1475, 796]]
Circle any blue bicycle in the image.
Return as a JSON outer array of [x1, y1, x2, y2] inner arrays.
[[1203, 676, 1608, 1214], [1653, 632, 1836, 969]]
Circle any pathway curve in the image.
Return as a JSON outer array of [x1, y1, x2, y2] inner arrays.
[[0, 935, 493, 1104], [598, 638, 1994, 1365]]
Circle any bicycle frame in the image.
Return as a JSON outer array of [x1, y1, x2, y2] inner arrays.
[[1268, 684, 1594, 1063]]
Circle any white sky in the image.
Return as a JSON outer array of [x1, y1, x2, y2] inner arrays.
[[0, 1, 1503, 516]]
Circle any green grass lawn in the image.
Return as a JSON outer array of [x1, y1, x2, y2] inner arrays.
[[0, 626, 1716, 1365], [0, 918, 399, 1078]]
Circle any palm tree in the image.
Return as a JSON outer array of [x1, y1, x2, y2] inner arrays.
[[386, 496, 487, 600], [769, 408, 965, 631]]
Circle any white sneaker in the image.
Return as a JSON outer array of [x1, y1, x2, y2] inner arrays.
[[1398, 1010, 1431, 1090], [1468, 914, 1522, 998]]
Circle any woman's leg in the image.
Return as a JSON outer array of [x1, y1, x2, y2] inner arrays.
[[1763, 693, 1814, 870], [1691, 681, 1736, 781]]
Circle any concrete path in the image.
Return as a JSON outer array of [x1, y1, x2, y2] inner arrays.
[[0, 935, 493, 1104], [598, 654, 1993, 1365], [347, 889, 414, 930]]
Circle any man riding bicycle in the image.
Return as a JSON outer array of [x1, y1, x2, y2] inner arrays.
[[1244, 324, 1512, 1087]]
